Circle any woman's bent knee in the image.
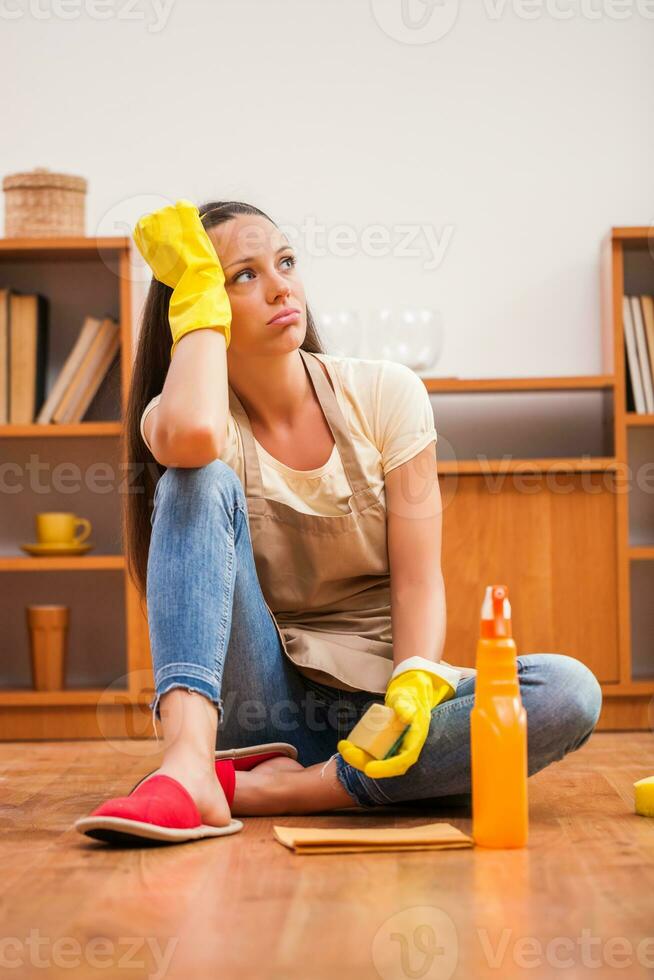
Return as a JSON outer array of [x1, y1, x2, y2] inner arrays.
[[154, 459, 246, 512], [532, 653, 603, 751]]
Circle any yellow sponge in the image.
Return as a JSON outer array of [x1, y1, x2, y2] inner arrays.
[[347, 703, 409, 761], [634, 776, 654, 816]]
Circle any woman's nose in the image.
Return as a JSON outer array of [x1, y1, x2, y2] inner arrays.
[[268, 274, 291, 301]]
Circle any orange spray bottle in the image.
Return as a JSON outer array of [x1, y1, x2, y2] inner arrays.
[[470, 584, 528, 848]]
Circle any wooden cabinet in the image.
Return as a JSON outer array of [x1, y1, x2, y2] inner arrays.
[[430, 226, 654, 729], [597, 227, 654, 726], [0, 238, 152, 739], [441, 471, 619, 684]]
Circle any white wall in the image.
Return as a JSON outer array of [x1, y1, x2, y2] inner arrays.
[[2, 0, 653, 377]]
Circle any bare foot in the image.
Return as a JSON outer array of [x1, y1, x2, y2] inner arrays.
[[249, 756, 304, 774], [232, 757, 304, 815], [138, 763, 232, 827], [234, 755, 357, 816]]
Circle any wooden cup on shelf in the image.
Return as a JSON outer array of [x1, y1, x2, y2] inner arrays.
[[26, 605, 69, 691]]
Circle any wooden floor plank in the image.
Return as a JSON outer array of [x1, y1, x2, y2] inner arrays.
[[1, 733, 652, 980]]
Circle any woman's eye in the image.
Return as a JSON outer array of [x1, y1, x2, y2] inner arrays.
[[233, 269, 254, 283], [233, 255, 296, 283]]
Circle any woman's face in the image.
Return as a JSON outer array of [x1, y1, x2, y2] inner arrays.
[[206, 214, 307, 353]]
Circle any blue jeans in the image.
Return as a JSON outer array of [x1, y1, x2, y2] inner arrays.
[[146, 460, 603, 809]]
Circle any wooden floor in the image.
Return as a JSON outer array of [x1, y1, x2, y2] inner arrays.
[[1, 732, 653, 980]]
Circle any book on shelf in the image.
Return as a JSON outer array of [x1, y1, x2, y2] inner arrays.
[[0, 286, 121, 425], [36, 315, 102, 423], [6, 291, 50, 425], [51, 317, 120, 424], [623, 296, 648, 414], [640, 295, 654, 402], [630, 296, 654, 414], [64, 319, 121, 423], [624, 338, 636, 413]]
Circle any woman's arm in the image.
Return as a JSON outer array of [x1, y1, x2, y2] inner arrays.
[[149, 328, 229, 468], [337, 441, 452, 778], [133, 200, 232, 468], [385, 440, 447, 668]]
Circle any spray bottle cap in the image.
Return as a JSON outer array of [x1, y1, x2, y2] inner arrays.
[[480, 584, 512, 638]]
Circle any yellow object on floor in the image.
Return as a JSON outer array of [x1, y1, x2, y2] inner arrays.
[[634, 775, 654, 816], [273, 822, 474, 855]]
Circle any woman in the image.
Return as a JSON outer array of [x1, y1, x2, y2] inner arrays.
[[76, 199, 603, 846]]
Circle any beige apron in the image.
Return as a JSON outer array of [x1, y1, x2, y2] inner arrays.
[[227, 348, 473, 695]]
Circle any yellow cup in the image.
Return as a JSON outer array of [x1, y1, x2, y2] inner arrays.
[[35, 512, 92, 546]]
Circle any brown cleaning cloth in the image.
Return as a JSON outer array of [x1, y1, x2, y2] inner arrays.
[[273, 822, 474, 855]]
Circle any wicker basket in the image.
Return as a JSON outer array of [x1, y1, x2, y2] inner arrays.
[[3, 167, 87, 237]]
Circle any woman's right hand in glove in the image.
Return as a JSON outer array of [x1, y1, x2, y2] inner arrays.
[[133, 198, 232, 359]]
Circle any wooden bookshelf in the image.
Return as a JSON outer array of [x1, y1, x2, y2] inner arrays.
[[1, 230, 651, 738], [0, 236, 152, 739], [599, 228, 654, 721], [425, 230, 653, 730]]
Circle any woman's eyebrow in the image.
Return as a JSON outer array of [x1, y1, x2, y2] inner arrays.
[[224, 245, 293, 270]]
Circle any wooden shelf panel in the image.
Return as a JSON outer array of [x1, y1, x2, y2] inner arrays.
[[626, 413, 654, 427], [611, 228, 653, 243], [422, 375, 615, 393], [0, 555, 125, 572], [629, 546, 654, 560], [0, 422, 122, 437], [438, 457, 617, 475], [0, 237, 130, 261], [601, 681, 654, 697], [0, 689, 149, 707]]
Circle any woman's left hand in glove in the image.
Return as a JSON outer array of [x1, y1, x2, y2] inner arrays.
[[337, 664, 457, 779]]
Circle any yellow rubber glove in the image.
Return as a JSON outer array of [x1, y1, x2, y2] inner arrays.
[[338, 669, 456, 779], [133, 198, 232, 360]]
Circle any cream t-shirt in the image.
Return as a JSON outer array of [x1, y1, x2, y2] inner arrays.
[[139, 352, 438, 515]]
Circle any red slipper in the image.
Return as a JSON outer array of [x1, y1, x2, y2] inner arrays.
[[75, 774, 243, 846], [215, 741, 298, 770], [129, 741, 298, 798]]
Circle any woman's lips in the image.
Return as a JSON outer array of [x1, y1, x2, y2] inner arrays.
[[268, 310, 301, 326]]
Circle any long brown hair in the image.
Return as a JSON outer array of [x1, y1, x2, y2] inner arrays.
[[121, 199, 326, 608]]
